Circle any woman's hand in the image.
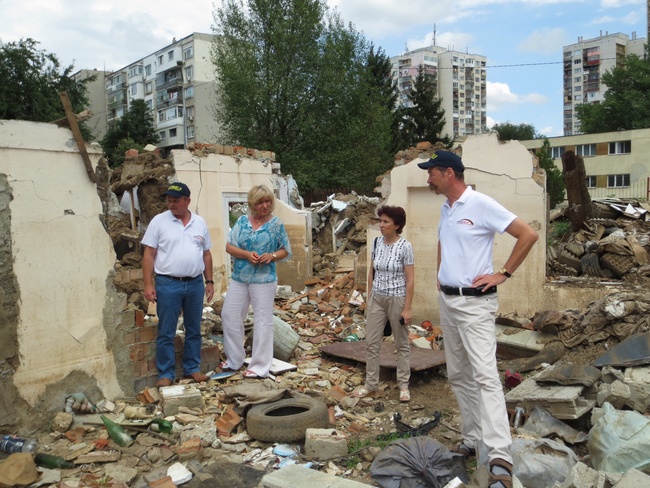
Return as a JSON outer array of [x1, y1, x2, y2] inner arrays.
[[401, 308, 413, 326], [248, 251, 260, 264], [258, 252, 274, 264]]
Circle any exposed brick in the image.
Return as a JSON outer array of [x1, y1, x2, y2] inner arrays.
[[139, 325, 156, 343], [135, 310, 145, 327], [174, 437, 203, 461], [125, 149, 139, 158], [129, 343, 145, 361], [124, 332, 136, 345], [200, 345, 219, 363], [216, 407, 242, 435]]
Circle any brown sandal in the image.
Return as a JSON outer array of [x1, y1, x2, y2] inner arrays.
[[488, 458, 513, 488], [450, 442, 476, 459]]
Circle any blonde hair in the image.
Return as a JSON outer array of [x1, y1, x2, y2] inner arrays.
[[248, 184, 275, 212]]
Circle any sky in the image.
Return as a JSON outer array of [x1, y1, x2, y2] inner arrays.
[[0, 0, 647, 136]]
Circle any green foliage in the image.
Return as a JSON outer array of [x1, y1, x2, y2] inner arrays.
[[396, 65, 450, 149], [551, 219, 571, 240], [538, 138, 566, 209], [101, 100, 159, 167], [576, 47, 650, 133], [493, 122, 539, 141], [212, 0, 396, 194], [0, 38, 94, 139]]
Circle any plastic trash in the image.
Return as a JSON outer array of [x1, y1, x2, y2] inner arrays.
[[511, 437, 578, 488], [589, 401, 650, 473], [0, 436, 37, 454]]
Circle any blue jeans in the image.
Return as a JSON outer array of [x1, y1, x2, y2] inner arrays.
[[155, 275, 204, 379]]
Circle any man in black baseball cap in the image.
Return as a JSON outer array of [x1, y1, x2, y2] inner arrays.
[[163, 182, 191, 198], [417, 150, 465, 173]]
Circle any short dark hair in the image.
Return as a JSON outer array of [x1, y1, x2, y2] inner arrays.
[[377, 205, 406, 234]]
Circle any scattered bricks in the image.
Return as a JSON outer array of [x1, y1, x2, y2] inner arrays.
[[304, 428, 348, 461], [74, 450, 121, 464], [347, 423, 367, 434], [216, 407, 242, 435], [135, 309, 145, 326], [200, 345, 220, 364], [160, 384, 204, 416], [125, 149, 139, 159], [148, 476, 176, 488], [234, 146, 247, 155], [174, 437, 203, 462], [223, 145, 234, 155], [326, 385, 347, 403]]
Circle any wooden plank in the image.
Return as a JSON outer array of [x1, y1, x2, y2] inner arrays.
[[59, 91, 96, 183]]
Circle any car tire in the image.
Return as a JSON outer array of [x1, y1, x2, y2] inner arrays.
[[246, 397, 330, 442]]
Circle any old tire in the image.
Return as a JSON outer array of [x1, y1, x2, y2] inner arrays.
[[246, 397, 329, 442]]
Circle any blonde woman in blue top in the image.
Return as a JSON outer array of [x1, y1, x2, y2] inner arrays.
[[221, 185, 291, 378]]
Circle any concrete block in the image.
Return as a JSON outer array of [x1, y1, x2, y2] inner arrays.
[[262, 464, 374, 487], [160, 384, 204, 416], [596, 380, 631, 408], [304, 428, 347, 461], [624, 366, 650, 412], [612, 468, 650, 487]]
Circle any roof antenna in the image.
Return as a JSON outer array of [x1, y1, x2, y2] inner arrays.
[[432, 23, 436, 46]]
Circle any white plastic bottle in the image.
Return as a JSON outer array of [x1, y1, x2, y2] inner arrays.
[[0, 435, 38, 453]]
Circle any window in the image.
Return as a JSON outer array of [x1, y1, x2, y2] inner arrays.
[[169, 128, 177, 138], [573, 67, 582, 74], [185, 65, 193, 81], [187, 125, 195, 139], [158, 111, 165, 122], [575, 95, 582, 101], [574, 86, 581, 92], [586, 176, 597, 188], [168, 50, 174, 61], [609, 141, 631, 154], [158, 55, 163, 65], [185, 86, 194, 99], [574, 76, 581, 83], [145, 82, 152, 94], [145, 64, 152, 76], [184, 46, 193, 60], [551, 146, 565, 159], [159, 130, 166, 140], [113, 74, 121, 85], [130, 84, 137, 96], [574, 59, 581, 64], [166, 107, 177, 120], [576, 144, 596, 157], [608, 174, 630, 187], [146, 99, 153, 110]]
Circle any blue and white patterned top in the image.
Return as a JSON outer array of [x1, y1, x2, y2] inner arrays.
[[228, 215, 292, 284], [371, 236, 414, 297]]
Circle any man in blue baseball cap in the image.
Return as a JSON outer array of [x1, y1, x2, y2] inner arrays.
[[142, 182, 214, 387], [420, 150, 538, 488]]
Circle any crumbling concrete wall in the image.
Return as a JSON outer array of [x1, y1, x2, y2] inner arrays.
[[170, 149, 310, 295], [373, 133, 547, 321], [0, 120, 124, 432]]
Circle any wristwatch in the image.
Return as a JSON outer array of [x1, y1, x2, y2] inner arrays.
[[205, 280, 214, 285], [272, 253, 277, 261], [499, 268, 512, 278]]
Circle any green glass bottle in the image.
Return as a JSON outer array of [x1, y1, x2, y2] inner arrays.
[[34, 453, 75, 469], [100, 415, 134, 447], [149, 418, 173, 433]]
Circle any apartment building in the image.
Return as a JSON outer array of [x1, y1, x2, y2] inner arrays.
[[105, 32, 220, 152], [562, 32, 646, 136], [390, 46, 487, 140], [72, 69, 110, 141], [521, 128, 650, 200]]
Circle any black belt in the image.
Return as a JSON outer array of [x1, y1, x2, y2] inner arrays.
[[440, 285, 497, 296], [156, 274, 201, 282]]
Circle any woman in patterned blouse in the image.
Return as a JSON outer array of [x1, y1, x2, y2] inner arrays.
[[220, 185, 291, 378]]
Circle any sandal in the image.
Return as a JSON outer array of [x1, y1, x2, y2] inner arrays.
[[488, 458, 513, 488], [242, 369, 260, 379], [219, 361, 235, 372], [352, 386, 375, 398], [451, 441, 476, 459], [399, 389, 410, 402]]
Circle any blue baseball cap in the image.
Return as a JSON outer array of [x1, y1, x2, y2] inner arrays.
[[417, 151, 465, 173], [163, 182, 190, 197]]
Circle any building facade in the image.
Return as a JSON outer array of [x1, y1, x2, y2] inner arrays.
[[521, 128, 650, 201], [72, 69, 110, 141], [390, 46, 487, 140], [104, 32, 220, 152], [562, 32, 646, 136]]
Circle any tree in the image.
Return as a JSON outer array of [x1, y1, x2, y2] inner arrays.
[[0, 38, 94, 139], [101, 100, 159, 167], [493, 122, 539, 141], [396, 65, 449, 149], [576, 47, 650, 133], [538, 138, 566, 209], [211, 0, 395, 193]]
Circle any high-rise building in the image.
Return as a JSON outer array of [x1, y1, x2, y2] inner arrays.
[[72, 69, 110, 141], [562, 32, 646, 136], [104, 32, 220, 152], [390, 46, 487, 140]]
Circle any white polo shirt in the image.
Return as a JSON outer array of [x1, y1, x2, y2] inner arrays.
[[142, 210, 212, 278], [438, 187, 515, 288]]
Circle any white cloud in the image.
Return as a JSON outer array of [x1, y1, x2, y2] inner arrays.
[[406, 31, 475, 52], [518, 28, 569, 56], [600, 0, 644, 8], [592, 11, 640, 24], [487, 81, 548, 112]]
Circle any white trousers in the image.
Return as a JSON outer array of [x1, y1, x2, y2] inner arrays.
[[439, 292, 512, 464], [221, 280, 277, 377]]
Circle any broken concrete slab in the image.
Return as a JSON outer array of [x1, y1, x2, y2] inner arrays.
[[495, 324, 555, 358], [534, 363, 601, 387], [320, 341, 446, 371], [304, 428, 348, 461], [160, 384, 204, 416], [593, 331, 650, 367]]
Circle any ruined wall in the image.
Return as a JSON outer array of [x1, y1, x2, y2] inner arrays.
[[373, 133, 547, 321], [0, 120, 124, 432], [171, 149, 310, 294]]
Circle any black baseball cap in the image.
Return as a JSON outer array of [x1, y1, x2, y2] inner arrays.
[[163, 182, 190, 198], [417, 151, 465, 173]]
